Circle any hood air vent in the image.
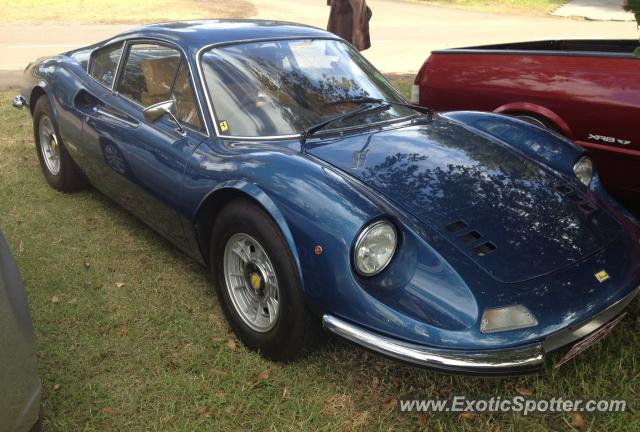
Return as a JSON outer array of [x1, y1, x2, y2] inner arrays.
[[474, 242, 497, 256], [445, 220, 497, 257], [446, 220, 468, 233]]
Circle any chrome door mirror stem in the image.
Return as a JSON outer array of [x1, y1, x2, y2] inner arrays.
[[142, 100, 186, 136]]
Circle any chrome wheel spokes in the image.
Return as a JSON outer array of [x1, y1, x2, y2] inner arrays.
[[223, 233, 280, 332], [39, 115, 61, 175]]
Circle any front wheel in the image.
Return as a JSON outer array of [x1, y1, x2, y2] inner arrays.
[[210, 198, 322, 361]]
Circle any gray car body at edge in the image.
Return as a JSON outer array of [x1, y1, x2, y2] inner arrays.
[[0, 230, 41, 432]]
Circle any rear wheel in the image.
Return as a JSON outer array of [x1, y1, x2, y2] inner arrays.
[[33, 95, 86, 192], [210, 198, 322, 361]]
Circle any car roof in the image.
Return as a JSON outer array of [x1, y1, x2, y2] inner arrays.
[[117, 20, 337, 50]]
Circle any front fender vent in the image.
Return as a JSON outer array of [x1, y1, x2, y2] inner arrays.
[[555, 183, 597, 214], [579, 202, 596, 213], [555, 184, 573, 194]]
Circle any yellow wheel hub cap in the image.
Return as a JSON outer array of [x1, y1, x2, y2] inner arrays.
[[250, 273, 262, 290]]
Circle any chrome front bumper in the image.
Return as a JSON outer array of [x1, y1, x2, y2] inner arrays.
[[322, 286, 640, 374], [323, 315, 544, 374]]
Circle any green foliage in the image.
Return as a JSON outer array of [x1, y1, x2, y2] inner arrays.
[[624, 1, 640, 56], [624, 0, 640, 23]]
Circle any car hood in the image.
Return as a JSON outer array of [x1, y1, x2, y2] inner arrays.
[[306, 119, 622, 283]]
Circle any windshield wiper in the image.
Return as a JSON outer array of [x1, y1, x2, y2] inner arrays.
[[321, 96, 387, 107], [299, 98, 433, 145], [299, 102, 392, 145], [324, 97, 433, 115]]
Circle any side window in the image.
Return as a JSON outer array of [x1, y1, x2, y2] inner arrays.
[[117, 43, 181, 106], [172, 62, 203, 130], [88, 42, 124, 87]]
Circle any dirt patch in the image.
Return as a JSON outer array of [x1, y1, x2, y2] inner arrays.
[[193, 0, 257, 20], [1, 0, 257, 25], [0, 72, 21, 91]]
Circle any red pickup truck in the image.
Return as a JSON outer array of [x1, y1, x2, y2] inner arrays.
[[412, 40, 640, 202]]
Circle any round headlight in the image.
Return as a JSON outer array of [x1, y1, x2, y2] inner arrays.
[[353, 220, 397, 276], [573, 156, 593, 186]]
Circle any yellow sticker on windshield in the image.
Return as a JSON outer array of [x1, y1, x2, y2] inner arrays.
[[219, 120, 229, 133], [595, 270, 610, 283]]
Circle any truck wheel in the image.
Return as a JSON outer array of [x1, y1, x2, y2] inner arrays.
[[33, 95, 86, 192], [210, 197, 322, 361]]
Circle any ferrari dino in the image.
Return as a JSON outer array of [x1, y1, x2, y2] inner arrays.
[[13, 20, 640, 374]]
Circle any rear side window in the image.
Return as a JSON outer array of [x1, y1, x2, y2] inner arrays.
[[117, 43, 181, 107], [88, 42, 124, 88], [172, 62, 203, 130]]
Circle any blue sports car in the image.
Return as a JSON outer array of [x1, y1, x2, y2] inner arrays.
[[13, 20, 640, 374]]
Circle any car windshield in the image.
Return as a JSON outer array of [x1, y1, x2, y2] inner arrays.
[[200, 39, 414, 137]]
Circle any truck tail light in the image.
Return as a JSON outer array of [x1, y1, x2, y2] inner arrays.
[[410, 84, 420, 104]]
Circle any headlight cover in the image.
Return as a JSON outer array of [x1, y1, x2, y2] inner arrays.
[[573, 156, 593, 186], [353, 220, 397, 276], [480, 305, 538, 334]]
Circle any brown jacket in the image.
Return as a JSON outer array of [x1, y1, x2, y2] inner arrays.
[[327, 0, 372, 51]]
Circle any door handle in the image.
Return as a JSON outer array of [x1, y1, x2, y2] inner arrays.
[[74, 89, 139, 128], [94, 107, 139, 128]]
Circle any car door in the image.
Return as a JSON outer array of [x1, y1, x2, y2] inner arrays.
[[79, 40, 207, 249]]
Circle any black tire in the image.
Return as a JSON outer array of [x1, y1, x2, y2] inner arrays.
[[33, 95, 86, 192], [28, 405, 43, 432], [210, 198, 322, 361]]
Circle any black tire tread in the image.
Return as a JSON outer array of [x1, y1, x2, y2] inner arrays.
[[210, 197, 323, 361]]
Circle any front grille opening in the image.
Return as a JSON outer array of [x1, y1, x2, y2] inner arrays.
[[446, 220, 468, 233], [555, 184, 572, 194], [474, 242, 497, 256], [459, 230, 482, 244]]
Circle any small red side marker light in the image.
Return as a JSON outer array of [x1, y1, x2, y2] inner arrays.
[[314, 246, 323, 255]]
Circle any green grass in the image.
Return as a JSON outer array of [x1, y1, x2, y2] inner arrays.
[[1, 86, 639, 431], [418, 0, 566, 15], [388, 75, 415, 100], [1, 0, 255, 24]]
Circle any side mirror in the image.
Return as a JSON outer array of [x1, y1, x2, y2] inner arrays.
[[142, 100, 186, 136], [143, 100, 175, 123]]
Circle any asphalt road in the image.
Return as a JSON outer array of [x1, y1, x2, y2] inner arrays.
[[264, 0, 636, 72], [552, 0, 634, 21], [1, 24, 133, 88], [0, 0, 637, 88]]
